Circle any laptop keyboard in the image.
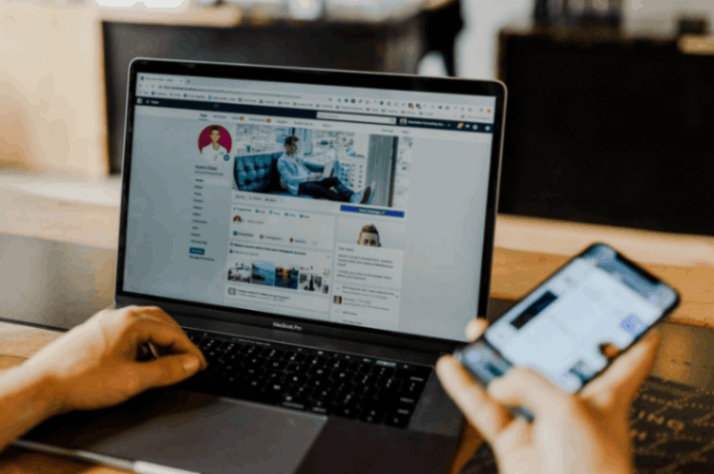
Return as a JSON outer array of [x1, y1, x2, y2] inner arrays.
[[175, 328, 433, 428]]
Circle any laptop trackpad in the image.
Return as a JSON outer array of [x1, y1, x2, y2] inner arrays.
[[23, 389, 326, 474]]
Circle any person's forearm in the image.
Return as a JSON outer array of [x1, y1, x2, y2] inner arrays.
[[0, 366, 65, 452]]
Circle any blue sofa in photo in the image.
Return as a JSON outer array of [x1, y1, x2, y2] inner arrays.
[[234, 152, 325, 198]]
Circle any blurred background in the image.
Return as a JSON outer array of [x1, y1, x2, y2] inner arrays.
[[1, 0, 713, 235]]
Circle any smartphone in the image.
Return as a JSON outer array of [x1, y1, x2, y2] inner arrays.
[[454, 243, 680, 420]]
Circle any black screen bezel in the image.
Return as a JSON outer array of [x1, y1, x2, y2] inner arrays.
[[461, 242, 681, 390], [115, 58, 507, 354]]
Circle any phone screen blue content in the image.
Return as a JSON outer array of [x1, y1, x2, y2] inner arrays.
[[461, 244, 678, 394]]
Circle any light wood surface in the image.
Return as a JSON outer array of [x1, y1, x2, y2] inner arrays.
[[1, 244, 713, 473]]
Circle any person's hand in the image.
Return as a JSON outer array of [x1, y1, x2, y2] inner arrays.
[[22, 306, 207, 415], [307, 172, 323, 181], [437, 319, 660, 474]]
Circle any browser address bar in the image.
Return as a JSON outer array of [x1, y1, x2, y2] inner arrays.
[[316, 112, 396, 125]]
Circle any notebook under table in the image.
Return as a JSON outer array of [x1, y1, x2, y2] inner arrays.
[[22, 59, 507, 474]]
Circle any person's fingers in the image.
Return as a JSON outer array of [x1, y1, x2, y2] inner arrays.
[[436, 355, 512, 443], [580, 329, 660, 413], [492, 412, 532, 454], [465, 318, 489, 342], [129, 354, 203, 392], [126, 305, 182, 331], [487, 367, 575, 421], [130, 319, 207, 369]]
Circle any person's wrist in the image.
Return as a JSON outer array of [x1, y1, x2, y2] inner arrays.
[[10, 364, 69, 419]]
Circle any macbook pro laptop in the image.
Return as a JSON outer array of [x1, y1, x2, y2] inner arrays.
[[22, 59, 506, 474]]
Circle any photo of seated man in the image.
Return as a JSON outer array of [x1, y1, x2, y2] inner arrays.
[[277, 136, 374, 204], [357, 224, 381, 247]]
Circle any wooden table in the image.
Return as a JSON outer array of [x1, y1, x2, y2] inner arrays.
[[1, 243, 714, 474]]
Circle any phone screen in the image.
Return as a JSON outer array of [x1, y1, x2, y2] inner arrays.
[[459, 244, 679, 394]]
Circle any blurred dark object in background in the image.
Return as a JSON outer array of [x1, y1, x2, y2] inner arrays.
[[533, 0, 623, 31], [497, 30, 714, 236], [677, 16, 710, 36], [103, 2, 463, 173]]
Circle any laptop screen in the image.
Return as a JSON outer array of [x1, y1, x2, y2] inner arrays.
[[122, 70, 499, 342]]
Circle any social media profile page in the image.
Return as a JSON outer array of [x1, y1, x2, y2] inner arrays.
[[124, 74, 497, 341]]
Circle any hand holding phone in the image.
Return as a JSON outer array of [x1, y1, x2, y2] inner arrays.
[[436, 320, 660, 474], [454, 243, 678, 408]]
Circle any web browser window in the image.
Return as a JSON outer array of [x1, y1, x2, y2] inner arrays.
[[123, 73, 498, 341]]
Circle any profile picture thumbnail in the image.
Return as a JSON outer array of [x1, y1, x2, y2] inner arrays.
[[198, 125, 232, 163]]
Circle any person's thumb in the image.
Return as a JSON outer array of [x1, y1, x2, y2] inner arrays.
[[488, 367, 576, 421], [135, 354, 202, 390]]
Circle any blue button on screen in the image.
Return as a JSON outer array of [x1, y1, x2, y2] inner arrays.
[[620, 314, 646, 336]]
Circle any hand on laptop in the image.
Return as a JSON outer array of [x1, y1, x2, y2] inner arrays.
[[436, 319, 660, 474], [22, 305, 206, 415]]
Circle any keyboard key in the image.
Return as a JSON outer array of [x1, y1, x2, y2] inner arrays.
[[355, 385, 379, 399], [282, 394, 308, 406], [197, 339, 217, 351], [285, 363, 309, 374], [265, 383, 286, 393], [348, 362, 373, 374], [213, 341, 233, 352], [333, 382, 356, 396], [404, 380, 425, 395], [334, 406, 361, 419], [359, 409, 385, 424], [284, 373, 305, 385], [394, 405, 414, 417], [217, 365, 236, 377], [398, 363, 416, 371], [371, 366, 395, 378], [307, 356, 328, 367], [332, 371, 354, 383], [282, 400, 306, 411], [308, 378, 333, 390], [204, 350, 223, 363], [264, 360, 286, 371], [337, 352, 356, 360], [288, 385, 314, 400], [246, 379, 262, 390], [398, 396, 418, 406], [244, 346, 264, 357], [220, 353, 244, 365], [383, 377, 403, 391], [309, 398, 333, 414], [334, 393, 360, 408], [284, 352, 306, 363], [245, 356, 266, 367], [355, 374, 375, 385], [384, 412, 410, 428], [307, 367, 333, 378], [264, 349, 285, 359], [262, 370, 282, 382], [244, 367, 264, 379], [311, 388, 336, 404], [309, 403, 331, 415]]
